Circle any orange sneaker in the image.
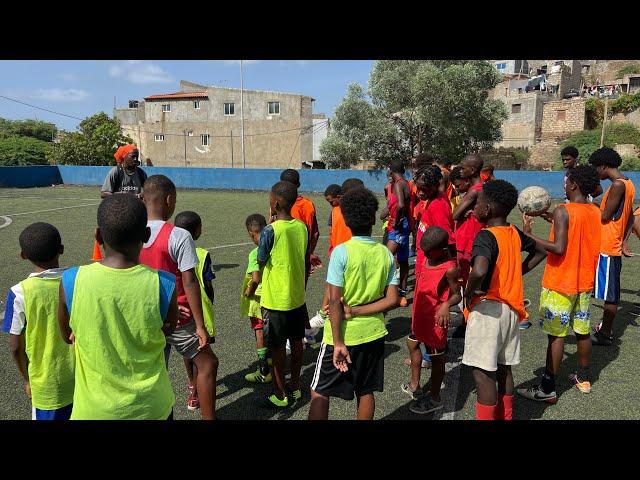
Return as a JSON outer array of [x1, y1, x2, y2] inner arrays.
[[399, 297, 408, 308]]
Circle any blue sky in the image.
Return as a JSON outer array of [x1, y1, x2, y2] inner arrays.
[[0, 60, 374, 131]]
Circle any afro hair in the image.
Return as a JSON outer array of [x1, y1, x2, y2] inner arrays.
[[340, 187, 379, 235], [19, 222, 62, 263], [567, 165, 600, 196], [482, 179, 518, 215]]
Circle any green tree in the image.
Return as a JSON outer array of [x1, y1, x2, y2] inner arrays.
[[47, 112, 132, 166], [0, 136, 51, 166], [321, 60, 508, 169], [0, 118, 57, 142]]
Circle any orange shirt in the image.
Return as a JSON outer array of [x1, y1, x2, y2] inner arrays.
[[479, 225, 527, 321], [290, 196, 317, 239], [542, 203, 601, 295], [600, 178, 636, 256], [329, 205, 352, 253]]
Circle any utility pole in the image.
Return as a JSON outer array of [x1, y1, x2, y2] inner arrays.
[[240, 60, 246, 168], [230, 129, 234, 168], [183, 130, 187, 167], [600, 96, 609, 148]]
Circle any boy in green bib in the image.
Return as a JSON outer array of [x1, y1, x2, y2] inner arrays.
[[308, 187, 399, 420], [58, 194, 179, 420], [174, 211, 216, 411], [3, 222, 74, 420], [257, 181, 308, 409]]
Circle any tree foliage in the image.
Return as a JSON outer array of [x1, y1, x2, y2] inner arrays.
[[615, 63, 640, 79], [0, 118, 57, 142], [47, 112, 132, 166], [0, 136, 51, 166], [320, 60, 508, 169]]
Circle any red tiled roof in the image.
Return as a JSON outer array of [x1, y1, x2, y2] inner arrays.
[[144, 91, 208, 101]]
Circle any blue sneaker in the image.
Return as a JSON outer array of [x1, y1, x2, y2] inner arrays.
[[519, 321, 532, 330]]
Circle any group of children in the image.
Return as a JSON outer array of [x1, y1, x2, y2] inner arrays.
[[2, 146, 637, 420]]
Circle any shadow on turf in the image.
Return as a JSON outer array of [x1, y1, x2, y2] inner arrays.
[[514, 297, 639, 419], [215, 339, 402, 420]]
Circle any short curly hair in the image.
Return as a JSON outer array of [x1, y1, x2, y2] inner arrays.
[[589, 147, 622, 168], [324, 184, 342, 197], [416, 164, 443, 187], [561, 146, 579, 159], [389, 159, 405, 174], [420, 226, 449, 253], [482, 179, 518, 216], [341, 178, 365, 194], [245, 213, 267, 232], [19, 222, 62, 263], [98, 194, 148, 251], [567, 165, 600, 196], [174, 211, 202, 238], [280, 168, 301, 187], [341, 187, 379, 235], [271, 181, 298, 211]]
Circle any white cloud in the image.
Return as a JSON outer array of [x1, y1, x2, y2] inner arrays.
[[108, 61, 173, 84], [32, 88, 89, 102]]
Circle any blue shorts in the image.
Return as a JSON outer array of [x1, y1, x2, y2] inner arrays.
[[388, 219, 410, 262], [594, 253, 621, 303], [32, 403, 73, 420]]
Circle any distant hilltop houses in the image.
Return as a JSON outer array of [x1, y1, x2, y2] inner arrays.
[[114, 80, 330, 169], [489, 60, 640, 169]]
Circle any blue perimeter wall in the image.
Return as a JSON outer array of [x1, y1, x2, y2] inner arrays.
[[2, 165, 640, 199]]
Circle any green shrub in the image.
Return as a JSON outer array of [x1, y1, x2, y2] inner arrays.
[[621, 154, 640, 171], [0, 136, 51, 166], [615, 63, 640, 79]]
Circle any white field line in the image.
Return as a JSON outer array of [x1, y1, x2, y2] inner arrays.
[[0, 195, 98, 201], [2, 203, 100, 217], [203, 234, 383, 251], [0, 216, 13, 230]]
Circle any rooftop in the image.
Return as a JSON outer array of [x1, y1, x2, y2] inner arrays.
[[144, 91, 208, 101]]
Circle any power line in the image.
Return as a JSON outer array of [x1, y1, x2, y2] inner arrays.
[[0, 95, 84, 121]]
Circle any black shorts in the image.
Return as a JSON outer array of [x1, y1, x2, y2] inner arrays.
[[262, 304, 307, 349], [310, 338, 385, 401]]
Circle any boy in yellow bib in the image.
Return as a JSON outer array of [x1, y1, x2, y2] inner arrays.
[[3, 222, 74, 420], [58, 194, 179, 420]]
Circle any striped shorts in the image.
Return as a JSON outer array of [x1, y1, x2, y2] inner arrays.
[[594, 253, 622, 304]]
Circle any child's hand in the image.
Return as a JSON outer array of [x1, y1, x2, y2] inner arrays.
[[310, 254, 323, 274], [539, 210, 554, 223], [195, 327, 209, 350], [178, 305, 192, 321], [322, 304, 330, 317], [243, 286, 253, 298], [341, 297, 354, 319], [69, 332, 75, 344], [622, 241, 634, 257], [522, 213, 534, 234], [332, 343, 352, 372], [436, 304, 450, 328], [24, 382, 31, 399]]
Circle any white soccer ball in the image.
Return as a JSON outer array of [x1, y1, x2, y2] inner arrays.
[[517, 186, 551, 216]]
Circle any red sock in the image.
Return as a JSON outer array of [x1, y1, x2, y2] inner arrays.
[[475, 402, 497, 420], [495, 394, 513, 420]]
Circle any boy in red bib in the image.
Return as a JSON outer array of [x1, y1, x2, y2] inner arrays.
[[403, 226, 460, 414]]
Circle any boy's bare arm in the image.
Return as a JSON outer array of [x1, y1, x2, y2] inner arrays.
[[245, 270, 261, 297], [435, 267, 462, 328], [346, 285, 399, 317], [465, 256, 488, 310], [181, 269, 208, 347], [58, 282, 73, 345], [204, 279, 214, 303], [452, 188, 479, 221], [522, 241, 547, 274], [163, 289, 179, 336], [9, 333, 29, 387], [328, 284, 352, 372], [523, 207, 569, 256], [601, 180, 626, 223]]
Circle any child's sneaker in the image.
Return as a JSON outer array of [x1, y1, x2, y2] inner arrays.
[[286, 339, 291, 354], [309, 311, 327, 329], [287, 388, 302, 406], [569, 373, 591, 394], [257, 394, 289, 409], [409, 394, 443, 415], [303, 328, 319, 345], [245, 368, 272, 383], [591, 324, 614, 346], [516, 385, 558, 404], [187, 385, 200, 411], [519, 321, 532, 330], [401, 382, 424, 400]]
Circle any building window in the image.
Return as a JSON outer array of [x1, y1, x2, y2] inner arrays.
[[496, 62, 507, 70], [187, 131, 193, 137], [201, 134, 209, 146], [268, 101, 280, 115], [162, 104, 171, 112], [194, 100, 201, 109], [511, 104, 521, 114], [224, 103, 235, 116], [154, 134, 164, 142], [557, 110, 566, 121]]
